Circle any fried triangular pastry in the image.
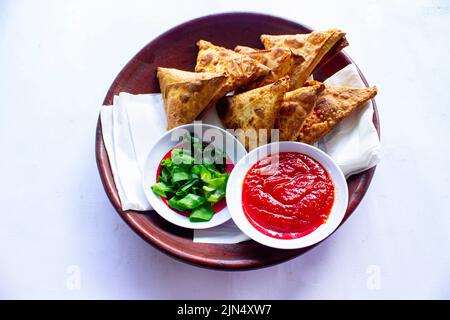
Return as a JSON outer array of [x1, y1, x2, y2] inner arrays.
[[218, 77, 289, 150], [277, 83, 325, 141], [195, 40, 270, 97], [234, 46, 305, 90], [317, 36, 349, 70], [157, 67, 227, 130], [296, 81, 377, 144], [261, 29, 347, 89], [234, 45, 259, 54]]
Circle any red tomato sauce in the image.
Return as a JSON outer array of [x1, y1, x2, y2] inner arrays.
[[156, 147, 234, 217], [242, 152, 335, 239]]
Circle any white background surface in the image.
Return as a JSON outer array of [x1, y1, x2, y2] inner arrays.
[[1, 0, 449, 299]]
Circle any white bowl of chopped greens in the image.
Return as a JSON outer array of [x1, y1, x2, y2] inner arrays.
[[143, 123, 247, 229]]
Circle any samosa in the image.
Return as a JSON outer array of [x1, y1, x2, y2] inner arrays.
[[296, 81, 378, 144], [277, 83, 325, 141], [157, 67, 227, 130], [218, 77, 289, 150], [234, 46, 304, 89], [195, 40, 270, 97], [261, 29, 347, 89]]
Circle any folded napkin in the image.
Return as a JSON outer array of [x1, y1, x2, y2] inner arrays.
[[100, 63, 380, 244]]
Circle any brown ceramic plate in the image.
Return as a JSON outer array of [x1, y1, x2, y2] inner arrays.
[[96, 12, 379, 270]]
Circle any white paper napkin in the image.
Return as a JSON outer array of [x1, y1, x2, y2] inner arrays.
[[100, 63, 380, 244]]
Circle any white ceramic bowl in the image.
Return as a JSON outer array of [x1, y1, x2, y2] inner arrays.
[[226, 141, 348, 249], [143, 123, 247, 229]]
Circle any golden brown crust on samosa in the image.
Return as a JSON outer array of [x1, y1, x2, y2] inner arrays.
[[195, 40, 270, 97], [234, 46, 305, 90], [316, 36, 348, 71], [296, 81, 378, 144], [260, 29, 347, 89], [218, 77, 290, 150], [277, 83, 325, 141], [157, 67, 227, 130], [234, 45, 259, 54]]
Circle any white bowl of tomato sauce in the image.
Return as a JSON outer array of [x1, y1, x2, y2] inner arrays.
[[227, 142, 348, 249], [143, 123, 247, 229]]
